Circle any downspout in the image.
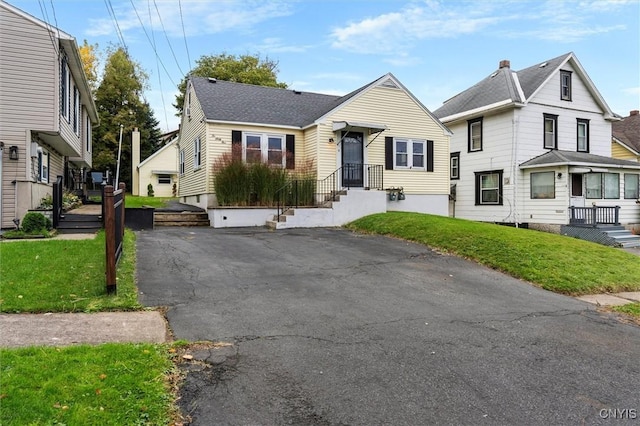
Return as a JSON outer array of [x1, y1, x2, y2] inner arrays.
[[511, 110, 519, 227]]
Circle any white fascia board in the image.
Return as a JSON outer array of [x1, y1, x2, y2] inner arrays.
[[521, 161, 640, 170], [439, 99, 519, 123], [204, 119, 301, 130]]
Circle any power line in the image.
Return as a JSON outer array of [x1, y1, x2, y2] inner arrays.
[[104, 0, 127, 51], [178, 0, 192, 71], [128, 0, 176, 87], [37, 0, 59, 55], [147, 0, 170, 132], [152, 0, 185, 76]]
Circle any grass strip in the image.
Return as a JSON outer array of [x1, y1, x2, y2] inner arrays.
[[0, 343, 177, 425], [125, 196, 176, 209], [0, 230, 140, 313], [348, 212, 640, 295]]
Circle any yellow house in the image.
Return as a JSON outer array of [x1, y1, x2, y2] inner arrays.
[[134, 134, 179, 198], [177, 74, 451, 228], [612, 110, 640, 162]]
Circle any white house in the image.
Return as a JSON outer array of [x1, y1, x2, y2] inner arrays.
[[433, 52, 640, 237]]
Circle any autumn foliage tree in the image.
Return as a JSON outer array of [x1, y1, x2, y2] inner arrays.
[[174, 53, 287, 114], [92, 47, 161, 189], [78, 40, 100, 93]]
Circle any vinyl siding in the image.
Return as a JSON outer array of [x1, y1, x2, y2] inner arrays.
[[322, 85, 449, 194], [138, 141, 178, 197], [176, 85, 207, 198], [612, 141, 639, 162], [521, 167, 570, 224]]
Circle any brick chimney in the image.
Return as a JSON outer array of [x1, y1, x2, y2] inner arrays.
[[630, 110, 639, 116], [499, 60, 510, 69]]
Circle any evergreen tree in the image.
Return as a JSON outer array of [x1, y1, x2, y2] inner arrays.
[[92, 47, 160, 190]]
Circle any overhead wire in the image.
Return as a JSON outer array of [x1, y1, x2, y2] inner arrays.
[[178, 0, 192, 71], [152, 0, 185, 76], [37, 0, 59, 55], [104, 0, 128, 50], [147, 0, 170, 132]]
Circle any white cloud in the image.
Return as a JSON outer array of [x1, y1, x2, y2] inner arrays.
[[256, 38, 311, 54], [624, 87, 640, 95]]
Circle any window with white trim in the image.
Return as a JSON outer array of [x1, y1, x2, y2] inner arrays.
[[193, 137, 201, 170], [468, 117, 482, 152], [61, 55, 70, 120], [544, 113, 558, 149], [475, 170, 503, 205], [179, 149, 185, 175], [37, 149, 49, 183], [624, 174, 639, 199], [394, 138, 426, 169], [586, 173, 620, 199], [577, 119, 589, 152], [560, 70, 572, 101], [243, 133, 285, 167], [158, 174, 171, 185], [86, 116, 91, 152], [530, 171, 555, 199]]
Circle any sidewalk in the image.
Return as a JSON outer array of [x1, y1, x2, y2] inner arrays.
[[576, 291, 640, 307], [0, 311, 169, 348]]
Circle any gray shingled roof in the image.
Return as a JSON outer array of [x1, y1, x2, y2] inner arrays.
[[519, 150, 640, 169], [433, 53, 573, 120], [613, 111, 640, 153], [191, 77, 371, 128]]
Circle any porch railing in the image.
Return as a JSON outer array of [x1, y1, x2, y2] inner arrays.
[[52, 176, 63, 228], [275, 164, 383, 219], [569, 205, 620, 227]]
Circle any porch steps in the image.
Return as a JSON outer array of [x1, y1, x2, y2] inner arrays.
[[561, 225, 640, 248], [154, 211, 210, 227], [56, 213, 102, 234]]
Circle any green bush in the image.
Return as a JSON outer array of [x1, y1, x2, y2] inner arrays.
[[21, 212, 52, 233], [147, 183, 155, 197], [38, 192, 82, 211]]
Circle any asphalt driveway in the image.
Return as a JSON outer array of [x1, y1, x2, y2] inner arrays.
[[137, 227, 640, 425]]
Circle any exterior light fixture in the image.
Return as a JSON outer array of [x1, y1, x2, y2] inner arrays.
[[328, 138, 334, 143], [9, 145, 18, 160]]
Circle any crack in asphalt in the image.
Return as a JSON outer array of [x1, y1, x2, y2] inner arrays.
[[230, 334, 370, 346]]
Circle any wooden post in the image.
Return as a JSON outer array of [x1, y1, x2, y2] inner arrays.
[[104, 185, 116, 294], [119, 182, 126, 239]]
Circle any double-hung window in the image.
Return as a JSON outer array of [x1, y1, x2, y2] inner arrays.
[[586, 173, 620, 199], [560, 70, 572, 101], [624, 174, 639, 199], [543, 113, 558, 149], [450, 152, 460, 180], [86, 116, 91, 152], [61, 55, 70, 120], [73, 87, 80, 134], [179, 149, 185, 175], [37, 149, 49, 183], [243, 133, 285, 167], [468, 117, 482, 152], [530, 171, 555, 199], [193, 137, 201, 170], [394, 138, 426, 169], [577, 119, 589, 152], [475, 170, 503, 205]]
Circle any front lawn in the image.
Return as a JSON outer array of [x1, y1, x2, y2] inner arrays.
[[0, 343, 178, 425], [0, 230, 139, 313], [125, 195, 176, 209], [348, 212, 640, 295]]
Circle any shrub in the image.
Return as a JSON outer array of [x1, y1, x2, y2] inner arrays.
[[38, 192, 82, 211], [147, 183, 155, 197], [21, 212, 52, 233], [213, 150, 251, 206]]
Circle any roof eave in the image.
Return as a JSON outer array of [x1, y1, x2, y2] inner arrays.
[[612, 136, 640, 156], [521, 160, 640, 170], [204, 119, 302, 131], [439, 100, 523, 123]]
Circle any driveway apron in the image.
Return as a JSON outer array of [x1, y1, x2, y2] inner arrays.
[[137, 227, 640, 425]]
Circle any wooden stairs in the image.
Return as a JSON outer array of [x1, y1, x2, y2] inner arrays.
[[154, 211, 210, 227]]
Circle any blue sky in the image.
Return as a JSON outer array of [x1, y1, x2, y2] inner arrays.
[[10, 0, 640, 133]]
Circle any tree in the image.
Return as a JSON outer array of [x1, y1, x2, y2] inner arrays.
[[78, 40, 100, 93], [174, 53, 287, 114], [92, 47, 161, 190]]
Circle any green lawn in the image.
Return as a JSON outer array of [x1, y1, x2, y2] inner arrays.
[[0, 230, 140, 313], [348, 212, 640, 296], [0, 343, 177, 425], [125, 195, 176, 209], [615, 302, 640, 316]]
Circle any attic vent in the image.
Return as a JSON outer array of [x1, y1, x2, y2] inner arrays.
[[208, 77, 217, 83], [490, 71, 499, 78], [539, 62, 548, 68], [292, 90, 302, 95], [379, 78, 399, 89]]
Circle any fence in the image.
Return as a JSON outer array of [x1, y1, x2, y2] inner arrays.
[[104, 183, 126, 294], [52, 176, 63, 228]]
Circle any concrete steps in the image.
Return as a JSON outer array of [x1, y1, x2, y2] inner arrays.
[[154, 211, 210, 227]]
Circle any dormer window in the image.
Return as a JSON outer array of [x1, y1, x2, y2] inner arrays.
[[560, 70, 572, 101]]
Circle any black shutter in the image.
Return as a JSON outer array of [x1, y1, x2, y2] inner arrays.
[[231, 130, 242, 161], [286, 134, 295, 169], [474, 172, 481, 205], [426, 140, 434, 172], [385, 137, 393, 170]]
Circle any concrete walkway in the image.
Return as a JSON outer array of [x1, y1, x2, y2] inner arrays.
[[576, 291, 640, 306], [0, 311, 169, 348]]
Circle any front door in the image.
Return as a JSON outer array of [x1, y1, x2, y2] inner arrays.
[[341, 131, 363, 187], [570, 173, 585, 207]]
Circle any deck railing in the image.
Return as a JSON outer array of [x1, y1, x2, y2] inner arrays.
[[569, 205, 620, 227]]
